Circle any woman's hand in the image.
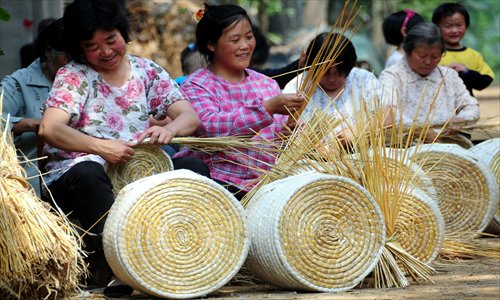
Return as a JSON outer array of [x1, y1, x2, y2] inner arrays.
[[12, 118, 40, 135], [447, 63, 468, 73], [97, 139, 135, 164], [264, 93, 304, 116], [138, 126, 175, 145], [149, 115, 173, 127]]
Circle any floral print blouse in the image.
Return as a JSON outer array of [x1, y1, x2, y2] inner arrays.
[[42, 55, 185, 185]]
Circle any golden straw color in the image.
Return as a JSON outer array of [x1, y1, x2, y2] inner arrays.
[[409, 144, 499, 237], [245, 171, 385, 292], [105, 144, 173, 194], [469, 138, 500, 232], [103, 170, 250, 299], [1, 91, 87, 299]]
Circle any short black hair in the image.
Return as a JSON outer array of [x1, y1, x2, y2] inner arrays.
[[432, 3, 470, 28], [383, 10, 424, 46], [63, 0, 131, 64], [195, 4, 252, 62], [305, 32, 357, 77], [35, 18, 65, 62]]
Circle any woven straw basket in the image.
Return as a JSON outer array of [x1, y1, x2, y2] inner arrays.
[[396, 188, 445, 264], [469, 138, 500, 232], [409, 144, 499, 236], [245, 171, 386, 292], [105, 144, 173, 194], [103, 170, 250, 299]]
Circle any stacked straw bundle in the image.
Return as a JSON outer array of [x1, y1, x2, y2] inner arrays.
[[245, 171, 385, 292], [103, 169, 249, 299], [105, 143, 173, 194], [469, 138, 500, 232], [1, 101, 86, 299], [409, 143, 499, 237]]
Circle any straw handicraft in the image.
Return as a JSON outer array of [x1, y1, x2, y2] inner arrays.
[[409, 143, 499, 237], [245, 171, 385, 292], [1, 94, 86, 299], [105, 143, 173, 194], [103, 170, 250, 299], [469, 138, 500, 232]]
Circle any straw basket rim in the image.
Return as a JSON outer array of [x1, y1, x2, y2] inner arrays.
[[103, 169, 250, 299]]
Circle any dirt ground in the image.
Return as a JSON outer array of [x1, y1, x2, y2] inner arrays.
[[471, 86, 500, 141], [72, 238, 499, 299]]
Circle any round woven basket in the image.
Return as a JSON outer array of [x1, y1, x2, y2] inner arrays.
[[245, 171, 385, 292], [409, 143, 499, 237], [103, 170, 250, 299], [105, 144, 173, 194], [395, 188, 445, 264], [469, 138, 500, 233]]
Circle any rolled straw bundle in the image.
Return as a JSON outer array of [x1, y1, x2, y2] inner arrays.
[[245, 171, 385, 292], [469, 138, 500, 232], [105, 144, 173, 194], [103, 169, 249, 299], [409, 144, 499, 237], [1, 111, 86, 298]]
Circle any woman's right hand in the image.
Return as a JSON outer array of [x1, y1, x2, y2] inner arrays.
[[98, 139, 135, 164], [264, 93, 304, 116]]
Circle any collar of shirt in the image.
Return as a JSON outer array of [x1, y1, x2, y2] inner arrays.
[[402, 58, 444, 85], [25, 59, 52, 88]]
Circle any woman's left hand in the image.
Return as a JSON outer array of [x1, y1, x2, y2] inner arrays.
[[138, 126, 175, 145]]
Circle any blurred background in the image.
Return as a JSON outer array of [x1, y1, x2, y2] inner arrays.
[[0, 0, 498, 83]]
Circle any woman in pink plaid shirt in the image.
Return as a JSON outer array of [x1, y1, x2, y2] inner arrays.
[[176, 4, 304, 199]]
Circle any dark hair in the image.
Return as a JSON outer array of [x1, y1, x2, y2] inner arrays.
[[196, 4, 252, 62], [382, 10, 424, 46], [37, 17, 56, 35], [403, 22, 446, 55], [251, 25, 270, 66], [432, 2, 470, 28], [34, 18, 66, 62], [305, 32, 357, 77], [63, 0, 131, 63]]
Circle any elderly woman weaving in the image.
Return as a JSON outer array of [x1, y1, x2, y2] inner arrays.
[[379, 22, 479, 143]]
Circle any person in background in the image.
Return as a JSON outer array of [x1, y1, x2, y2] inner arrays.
[[382, 9, 424, 69], [432, 2, 494, 96], [38, 0, 208, 295], [19, 17, 56, 68], [379, 22, 479, 143], [175, 43, 208, 85], [175, 3, 303, 199], [1, 18, 69, 197]]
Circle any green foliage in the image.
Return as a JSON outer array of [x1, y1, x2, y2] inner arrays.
[[393, 0, 500, 85], [0, 6, 11, 56]]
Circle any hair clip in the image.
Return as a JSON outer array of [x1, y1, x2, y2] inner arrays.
[[401, 9, 415, 30], [195, 7, 205, 22]]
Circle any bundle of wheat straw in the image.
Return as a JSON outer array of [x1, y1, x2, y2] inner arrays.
[[0, 93, 87, 299]]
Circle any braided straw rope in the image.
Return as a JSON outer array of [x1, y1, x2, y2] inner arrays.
[[245, 171, 385, 292], [105, 144, 173, 194], [409, 144, 499, 237], [103, 170, 250, 299], [469, 138, 500, 232], [395, 188, 445, 264]]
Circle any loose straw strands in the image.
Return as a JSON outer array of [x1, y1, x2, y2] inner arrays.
[[0, 93, 87, 299]]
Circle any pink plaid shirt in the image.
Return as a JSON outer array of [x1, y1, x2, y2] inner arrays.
[[176, 68, 287, 191]]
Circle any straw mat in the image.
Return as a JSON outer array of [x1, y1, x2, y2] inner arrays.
[[105, 144, 173, 194], [245, 171, 385, 292], [409, 144, 498, 236], [470, 138, 500, 232], [395, 188, 445, 264], [103, 170, 250, 299]]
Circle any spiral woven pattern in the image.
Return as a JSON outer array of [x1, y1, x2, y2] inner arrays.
[[105, 144, 173, 194], [470, 138, 500, 229], [245, 171, 385, 292], [409, 144, 498, 236], [103, 170, 249, 299], [395, 188, 445, 264]]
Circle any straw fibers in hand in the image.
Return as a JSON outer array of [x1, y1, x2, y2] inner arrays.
[[105, 144, 173, 194], [470, 138, 500, 232], [102, 170, 250, 299], [245, 171, 385, 292], [409, 144, 499, 236]]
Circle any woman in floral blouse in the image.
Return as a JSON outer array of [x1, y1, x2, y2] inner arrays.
[[38, 0, 207, 293], [379, 22, 479, 142]]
